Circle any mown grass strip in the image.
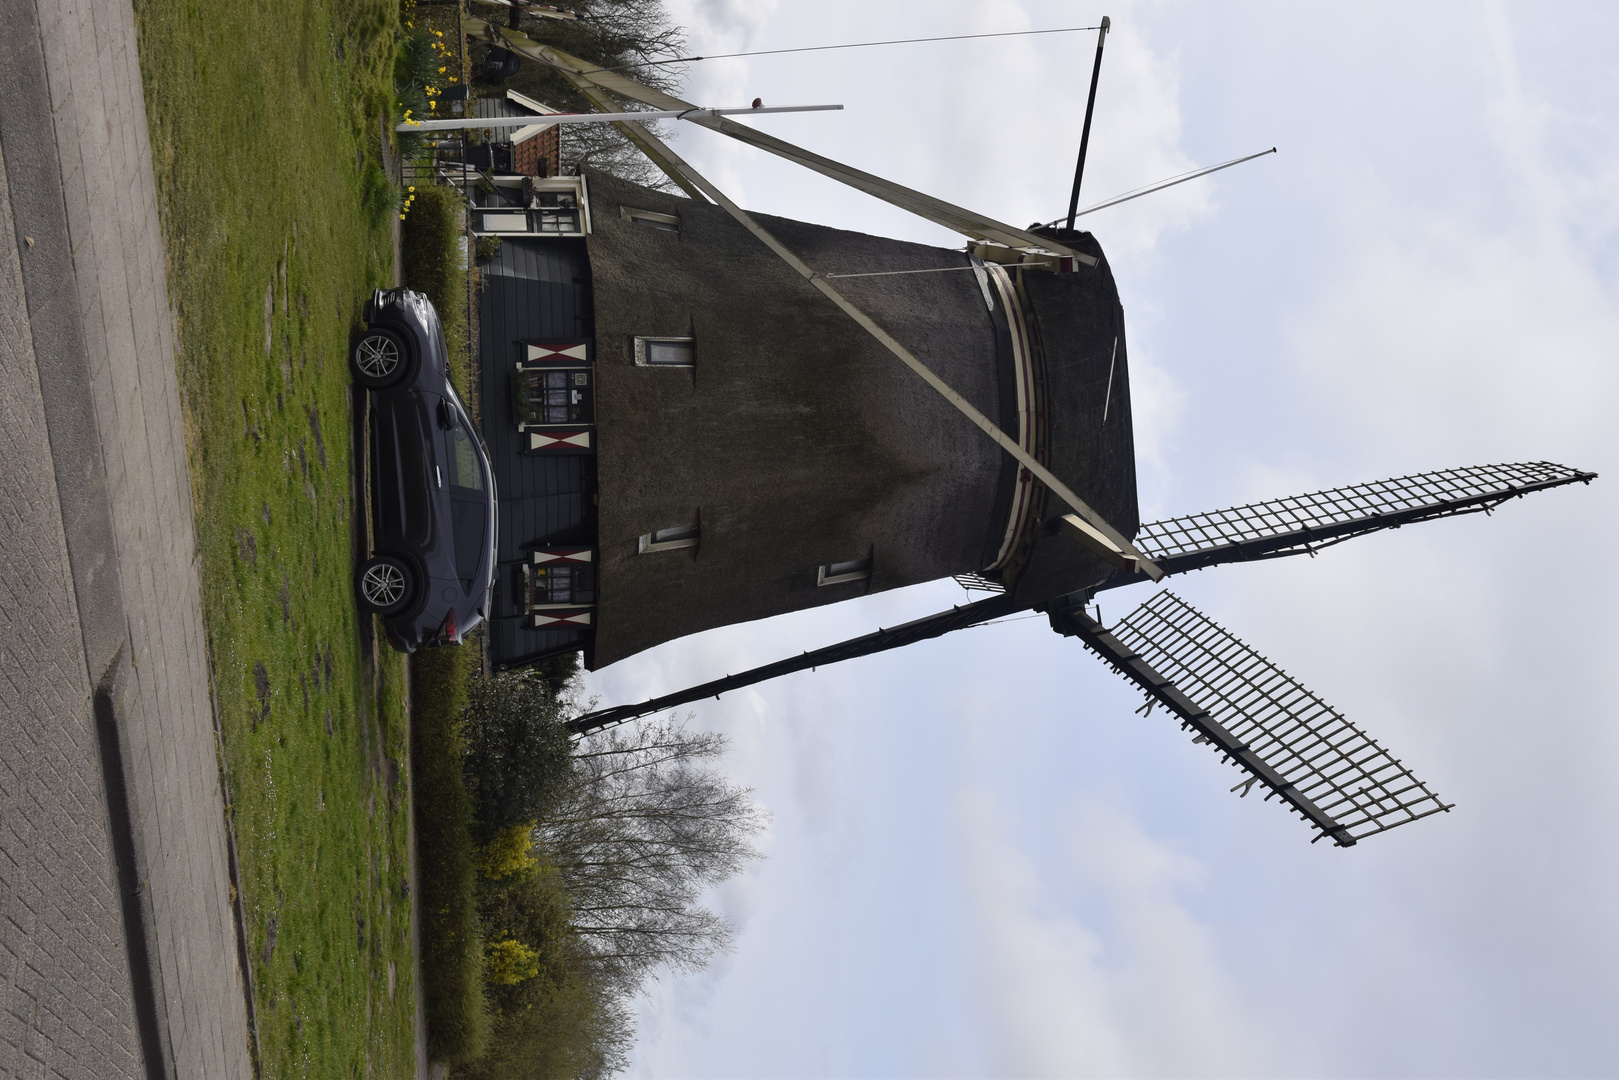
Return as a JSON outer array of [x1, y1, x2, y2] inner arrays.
[[134, 0, 418, 1075]]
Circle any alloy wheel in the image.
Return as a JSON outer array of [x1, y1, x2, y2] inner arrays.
[[360, 560, 407, 609], [355, 333, 401, 379]]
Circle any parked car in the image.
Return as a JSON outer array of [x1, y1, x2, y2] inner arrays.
[[352, 288, 497, 652]]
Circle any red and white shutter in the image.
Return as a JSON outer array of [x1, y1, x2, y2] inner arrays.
[[527, 429, 592, 453], [523, 342, 588, 364], [529, 609, 593, 628], [530, 549, 592, 564]]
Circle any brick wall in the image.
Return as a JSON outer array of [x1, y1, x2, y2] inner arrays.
[[513, 125, 560, 177]]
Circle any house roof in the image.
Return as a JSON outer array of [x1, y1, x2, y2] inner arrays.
[[473, 90, 560, 144]]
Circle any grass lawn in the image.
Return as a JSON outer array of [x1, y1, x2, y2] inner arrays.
[[134, 0, 418, 1074]]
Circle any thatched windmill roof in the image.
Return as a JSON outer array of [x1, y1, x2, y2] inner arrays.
[[585, 172, 1138, 665]]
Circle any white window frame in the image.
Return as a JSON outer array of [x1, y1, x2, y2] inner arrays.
[[634, 336, 695, 368], [621, 205, 680, 231], [817, 557, 872, 587], [479, 211, 530, 233], [471, 174, 592, 237], [638, 523, 700, 554]]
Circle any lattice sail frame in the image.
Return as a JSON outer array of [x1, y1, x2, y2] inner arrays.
[[1109, 591, 1451, 844], [1127, 462, 1592, 574]]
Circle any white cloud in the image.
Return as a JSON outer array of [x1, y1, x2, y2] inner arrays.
[[957, 787, 1286, 1078]]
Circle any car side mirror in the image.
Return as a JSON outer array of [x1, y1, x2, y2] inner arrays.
[[436, 399, 454, 430]]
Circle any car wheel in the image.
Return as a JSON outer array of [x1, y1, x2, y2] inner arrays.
[[351, 328, 411, 389], [357, 555, 415, 615]]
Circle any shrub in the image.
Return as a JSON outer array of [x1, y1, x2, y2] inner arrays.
[[464, 976, 633, 1080], [484, 937, 542, 985], [461, 670, 574, 841], [478, 821, 540, 881], [399, 182, 471, 394], [470, 855, 633, 1080]]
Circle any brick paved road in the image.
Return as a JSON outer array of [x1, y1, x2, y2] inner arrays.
[[0, 126, 148, 1080], [0, 0, 255, 1074]]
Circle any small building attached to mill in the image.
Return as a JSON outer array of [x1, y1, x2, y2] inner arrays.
[[475, 170, 1138, 671]]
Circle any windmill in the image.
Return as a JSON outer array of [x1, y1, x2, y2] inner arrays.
[[461, 15, 1597, 847]]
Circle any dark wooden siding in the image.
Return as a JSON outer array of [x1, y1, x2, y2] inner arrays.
[[479, 237, 597, 668]]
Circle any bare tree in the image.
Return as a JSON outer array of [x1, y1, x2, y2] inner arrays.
[[488, 0, 690, 190], [537, 719, 768, 991]]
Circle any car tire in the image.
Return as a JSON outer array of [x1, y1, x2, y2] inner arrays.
[[357, 555, 416, 616], [351, 328, 412, 389]]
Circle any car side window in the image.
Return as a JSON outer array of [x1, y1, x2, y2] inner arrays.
[[443, 406, 485, 492]]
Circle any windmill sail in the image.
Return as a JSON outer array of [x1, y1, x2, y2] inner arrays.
[[565, 592, 1027, 735], [1099, 461, 1594, 589], [1050, 591, 1451, 846]]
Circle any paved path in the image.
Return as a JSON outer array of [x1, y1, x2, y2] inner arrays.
[[0, 0, 255, 1075]]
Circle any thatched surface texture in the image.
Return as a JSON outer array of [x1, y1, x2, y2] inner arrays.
[[586, 172, 1009, 666]]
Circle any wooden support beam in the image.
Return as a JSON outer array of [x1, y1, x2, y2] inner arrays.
[[502, 32, 1094, 263]]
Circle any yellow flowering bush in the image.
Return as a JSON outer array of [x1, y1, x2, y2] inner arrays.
[[477, 820, 540, 880], [484, 937, 541, 985]]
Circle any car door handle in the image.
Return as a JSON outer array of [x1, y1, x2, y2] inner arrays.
[[435, 466, 443, 488]]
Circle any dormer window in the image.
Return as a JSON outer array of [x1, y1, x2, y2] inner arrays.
[[817, 556, 871, 587], [639, 522, 699, 553], [622, 206, 679, 232], [634, 337, 695, 368]]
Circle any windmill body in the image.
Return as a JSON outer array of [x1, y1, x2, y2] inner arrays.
[[482, 172, 1138, 669]]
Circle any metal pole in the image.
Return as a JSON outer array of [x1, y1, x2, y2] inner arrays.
[[1065, 15, 1110, 231], [396, 103, 841, 132]]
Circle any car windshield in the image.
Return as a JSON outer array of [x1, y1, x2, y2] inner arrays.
[[442, 403, 484, 492]]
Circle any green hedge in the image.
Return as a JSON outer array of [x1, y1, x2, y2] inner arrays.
[[411, 645, 489, 1064], [400, 182, 471, 395]]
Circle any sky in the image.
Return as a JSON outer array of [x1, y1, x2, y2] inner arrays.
[[575, 3, 1619, 1076]]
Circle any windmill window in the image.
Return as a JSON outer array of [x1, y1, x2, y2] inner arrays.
[[634, 337, 695, 368], [638, 523, 699, 553], [621, 206, 679, 232], [515, 367, 593, 426], [817, 557, 871, 586], [527, 562, 595, 607]]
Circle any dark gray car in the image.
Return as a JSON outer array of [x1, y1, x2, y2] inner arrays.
[[353, 288, 497, 652]]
